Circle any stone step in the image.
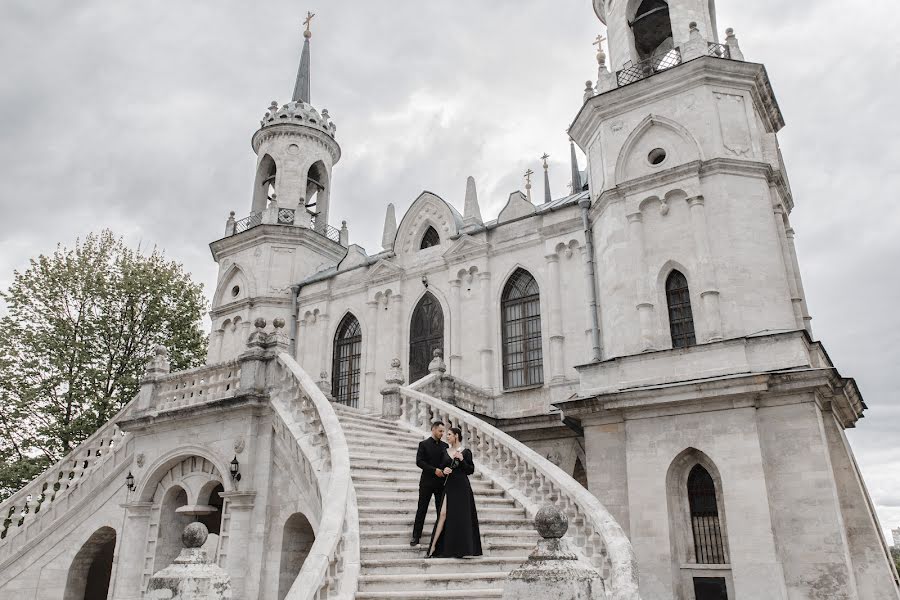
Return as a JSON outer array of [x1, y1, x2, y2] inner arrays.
[[359, 506, 525, 520], [357, 493, 515, 508], [360, 556, 525, 575], [339, 418, 422, 438], [360, 529, 537, 547], [360, 540, 534, 560], [350, 472, 492, 488], [354, 482, 505, 496], [359, 515, 533, 531], [336, 413, 415, 432], [354, 589, 503, 600], [357, 571, 509, 592]]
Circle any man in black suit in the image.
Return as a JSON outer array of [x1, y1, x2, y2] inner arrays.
[[411, 421, 448, 546]]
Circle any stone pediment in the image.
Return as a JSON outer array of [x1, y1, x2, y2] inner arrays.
[[442, 234, 489, 263], [497, 191, 535, 223], [394, 191, 463, 256], [365, 258, 405, 284]]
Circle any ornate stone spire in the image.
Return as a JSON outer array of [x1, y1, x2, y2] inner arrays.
[[541, 153, 552, 204], [382, 203, 397, 250], [463, 176, 483, 226], [569, 140, 583, 193], [292, 12, 316, 104]]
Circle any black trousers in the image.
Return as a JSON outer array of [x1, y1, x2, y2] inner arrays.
[[412, 477, 444, 541]]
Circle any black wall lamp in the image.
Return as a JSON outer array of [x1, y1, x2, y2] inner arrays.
[[230, 456, 242, 482], [125, 471, 135, 492], [422, 275, 429, 289]]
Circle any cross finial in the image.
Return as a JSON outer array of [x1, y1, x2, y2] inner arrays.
[[593, 34, 607, 49], [303, 11, 316, 38], [524, 168, 534, 187], [541, 153, 550, 169]]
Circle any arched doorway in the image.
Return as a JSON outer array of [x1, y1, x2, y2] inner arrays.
[[64, 526, 116, 600], [154, 485, 192, 570], [409, 292, 444, 383], [278, 512, 316, 600]]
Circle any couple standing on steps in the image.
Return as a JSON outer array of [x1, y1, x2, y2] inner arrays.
[[410, 420, 483, 558]]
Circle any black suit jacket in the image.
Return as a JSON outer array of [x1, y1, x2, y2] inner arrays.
[[416, 436, 449, 484]]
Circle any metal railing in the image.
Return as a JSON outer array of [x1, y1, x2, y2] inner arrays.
[[309, 214, 342, 244], [707, 42, 731, 60], [234, 211, 263, 234], [616, 48, 682, 87], [229, 211, 345, 246]]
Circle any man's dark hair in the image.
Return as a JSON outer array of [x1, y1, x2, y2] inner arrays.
[[431, 421, 445, 430]]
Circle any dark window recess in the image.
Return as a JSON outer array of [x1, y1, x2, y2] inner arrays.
[[688, 465, 727, 564], [666, 270, 696, 348], [332, 314, 362, 407], [630, 0, 674, 61], [693, 577, 728, 600], [420, 227, 441, 249], [409, 293, 444, 383], [501, 269, 544, 389]]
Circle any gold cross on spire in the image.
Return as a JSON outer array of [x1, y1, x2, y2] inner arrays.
[[303, 11, 316, 35], [541, 153, 550, 169], [524, 169, 534, 187], [593, 34, 606, 49]]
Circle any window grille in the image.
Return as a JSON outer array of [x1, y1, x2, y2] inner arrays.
[[420, 227, 440, 249], [501, 269, 544, 389], [331, 314, 362, 407], [688, 465, 727, 565], [666, 270, 696, 348]]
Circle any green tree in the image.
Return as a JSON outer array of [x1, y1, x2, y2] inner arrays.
[[0, 230, 207, 499]]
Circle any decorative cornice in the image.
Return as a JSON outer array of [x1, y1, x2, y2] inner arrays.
[[209, 224, 346, 262], [251, 123, 341, 163]]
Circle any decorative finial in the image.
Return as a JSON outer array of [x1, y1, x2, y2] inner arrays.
[[541, 153, 550, 169], [303, 11, 316, 39], [524, 168, 534, 189], [541, 154, 552, 204], [593, 34, 607, 66]]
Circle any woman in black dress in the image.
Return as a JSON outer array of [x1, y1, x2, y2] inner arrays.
[[426, 427, 482, 558]]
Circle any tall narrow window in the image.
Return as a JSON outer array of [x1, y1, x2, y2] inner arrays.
[[501, 269, 544, 389], [688, 465, 726, 564], [409, 293, 444, 383], [332, 314, 362, 407], [630, 0, 674, 61], [420, 226, 440, 249], [666, 270, 696, 348]]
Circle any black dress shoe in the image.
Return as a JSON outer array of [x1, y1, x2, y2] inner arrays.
[[409, 538, 419, 547]]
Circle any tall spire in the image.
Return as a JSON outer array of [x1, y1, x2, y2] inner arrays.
[[569, 140, 583, 193], [292, 12, 316, 104], [382, 203, 397, 250], [463, 176, 483, 226], [541, 153, 552, 204]]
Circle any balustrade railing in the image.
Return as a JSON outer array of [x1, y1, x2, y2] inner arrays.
[[269, 353, 359, 600], [154, 361, 241, 411], [707, 42, 731, 59], [229, 210, 345, 246], [234, 211, 263, 234], [0, 403, 133, 562], [401, 375, 641, 600], [616, 48, 682, 87]]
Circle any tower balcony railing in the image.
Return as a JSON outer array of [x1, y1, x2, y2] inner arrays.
[[613, 41, 734, 88], [227, 208, 345, 246]]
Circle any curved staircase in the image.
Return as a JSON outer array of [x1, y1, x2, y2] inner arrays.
[[334, 405, 536, 600]]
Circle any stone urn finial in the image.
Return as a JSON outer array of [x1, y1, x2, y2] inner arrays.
[[182, 522, 208, 549], [144, 345, 170, 376], [428, 348, 447, 375], [535, 505, 568, 539]]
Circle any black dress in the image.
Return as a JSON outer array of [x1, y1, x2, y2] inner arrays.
[[427, 447, 483, 558]]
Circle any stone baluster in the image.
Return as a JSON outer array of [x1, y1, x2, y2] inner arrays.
[[478, 272, 494, 391], [687, 196, 724, 341], [449, 278, 462, 375], [545, 252, 566, 382], [627, 212, 657, 351]]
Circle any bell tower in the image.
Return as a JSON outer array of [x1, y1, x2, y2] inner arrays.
[[207, 14, 348, 365]]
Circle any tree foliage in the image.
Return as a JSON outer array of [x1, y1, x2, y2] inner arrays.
[[0, 230, 207, 499]]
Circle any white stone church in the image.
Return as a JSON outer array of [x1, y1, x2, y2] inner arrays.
[[1, 1, 897, 599]]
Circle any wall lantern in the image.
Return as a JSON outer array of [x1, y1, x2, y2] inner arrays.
[[125, 471, 135, 492], [421, 275, 429, 289], [230, 456, 242, 482]]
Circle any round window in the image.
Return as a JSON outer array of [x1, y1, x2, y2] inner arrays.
[[648, 148, 667, 166], [231, 285, 240, 298]]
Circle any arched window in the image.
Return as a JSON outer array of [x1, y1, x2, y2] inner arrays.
[[252, 154, 277, 213], [501, 269, 544, 389], [331, 314, 362, 407], [630, 0, 674, 62], [64, 527, 117, 600], [420, 226, 440, 249], [409, 293, 444, 382], [687, 465, 726, 564], [666, 270, 696, 348]]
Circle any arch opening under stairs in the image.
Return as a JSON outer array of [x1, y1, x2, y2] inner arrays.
[[277, 512, 316, 600], [64, 526, 116, 600]]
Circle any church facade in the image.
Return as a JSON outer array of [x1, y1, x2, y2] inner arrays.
[[1, 1, 898, 600]]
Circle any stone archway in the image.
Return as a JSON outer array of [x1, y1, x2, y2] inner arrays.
[[155, 485, 192, 570], [64, 526, 116, 600], [278, 512, 315, 600]]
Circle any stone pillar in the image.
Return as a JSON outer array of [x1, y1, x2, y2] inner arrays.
[[772, 205, 805, 330], [681, 21, 708, 61], [392, 294, 404, 366], [296, 318, 308, 368], [237, 319, 269, 395], [478, 272, 494, 392], [364, 299, 379, 409], [136, 346, 171, 412], [224, 211, 236, 237], [145, 523, 232, 599], [381, 358, 405, 419], [112, 502, 154, 599], [449, 278, 462, 375], [725, 27, 745, 61], [545, 253, 565, 382], [785, 227, 813, 336], [219, 492, 256, 598], [209, 329, 224, 365], [502, 505, 605, 600], [318, 310, 331, 380], [627, 212, 656, 351], [687, 196, 724, 341]]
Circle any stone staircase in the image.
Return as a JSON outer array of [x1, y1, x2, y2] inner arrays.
[[334, 405, 536, 600]]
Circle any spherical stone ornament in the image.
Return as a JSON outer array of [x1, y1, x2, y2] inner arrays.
[[535, 504, 569, 539], [254, 317, 267, 329], [273, 317, 286, 329], [182, 522, 209, 549]]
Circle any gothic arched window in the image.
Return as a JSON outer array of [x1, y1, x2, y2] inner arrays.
[[630, 0, 674, 62], [501, 269, 544, 389], [331, 314, 362, 407], [420, 226, 440, 249], [687, 465, 726, 564], [666, 270, 696, 348]]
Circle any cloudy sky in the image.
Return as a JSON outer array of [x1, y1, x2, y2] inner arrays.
[[1, 1, 899, 539]]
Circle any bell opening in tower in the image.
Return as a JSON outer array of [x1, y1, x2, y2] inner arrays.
[[630, 0, 674, 62]]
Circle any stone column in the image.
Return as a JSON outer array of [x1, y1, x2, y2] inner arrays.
[[380, 359, 405, 419], [111, 502, 154, 599], [545, 253, 565, 382], [785, 227, 813, 336], [364, 299, 379, 409], [296, 318, 308, 368], [209, 328, 224, 364], [449, 278, 462, 375], [478, 272, 494, 392], [392, 294, 404, 366], [318, 310, 330, 381], [136, 346, 170, 412], [219, 491, 257, 598], [687, 196, 724, 341], [773, 205, 805, 330], [627, 212, 656, 351]]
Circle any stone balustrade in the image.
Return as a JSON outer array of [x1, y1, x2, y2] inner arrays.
[[399, 381, 641, 600], [269, 352, 359, 600], [154, 361, 242, 410], [0, 404, 133, 563]]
